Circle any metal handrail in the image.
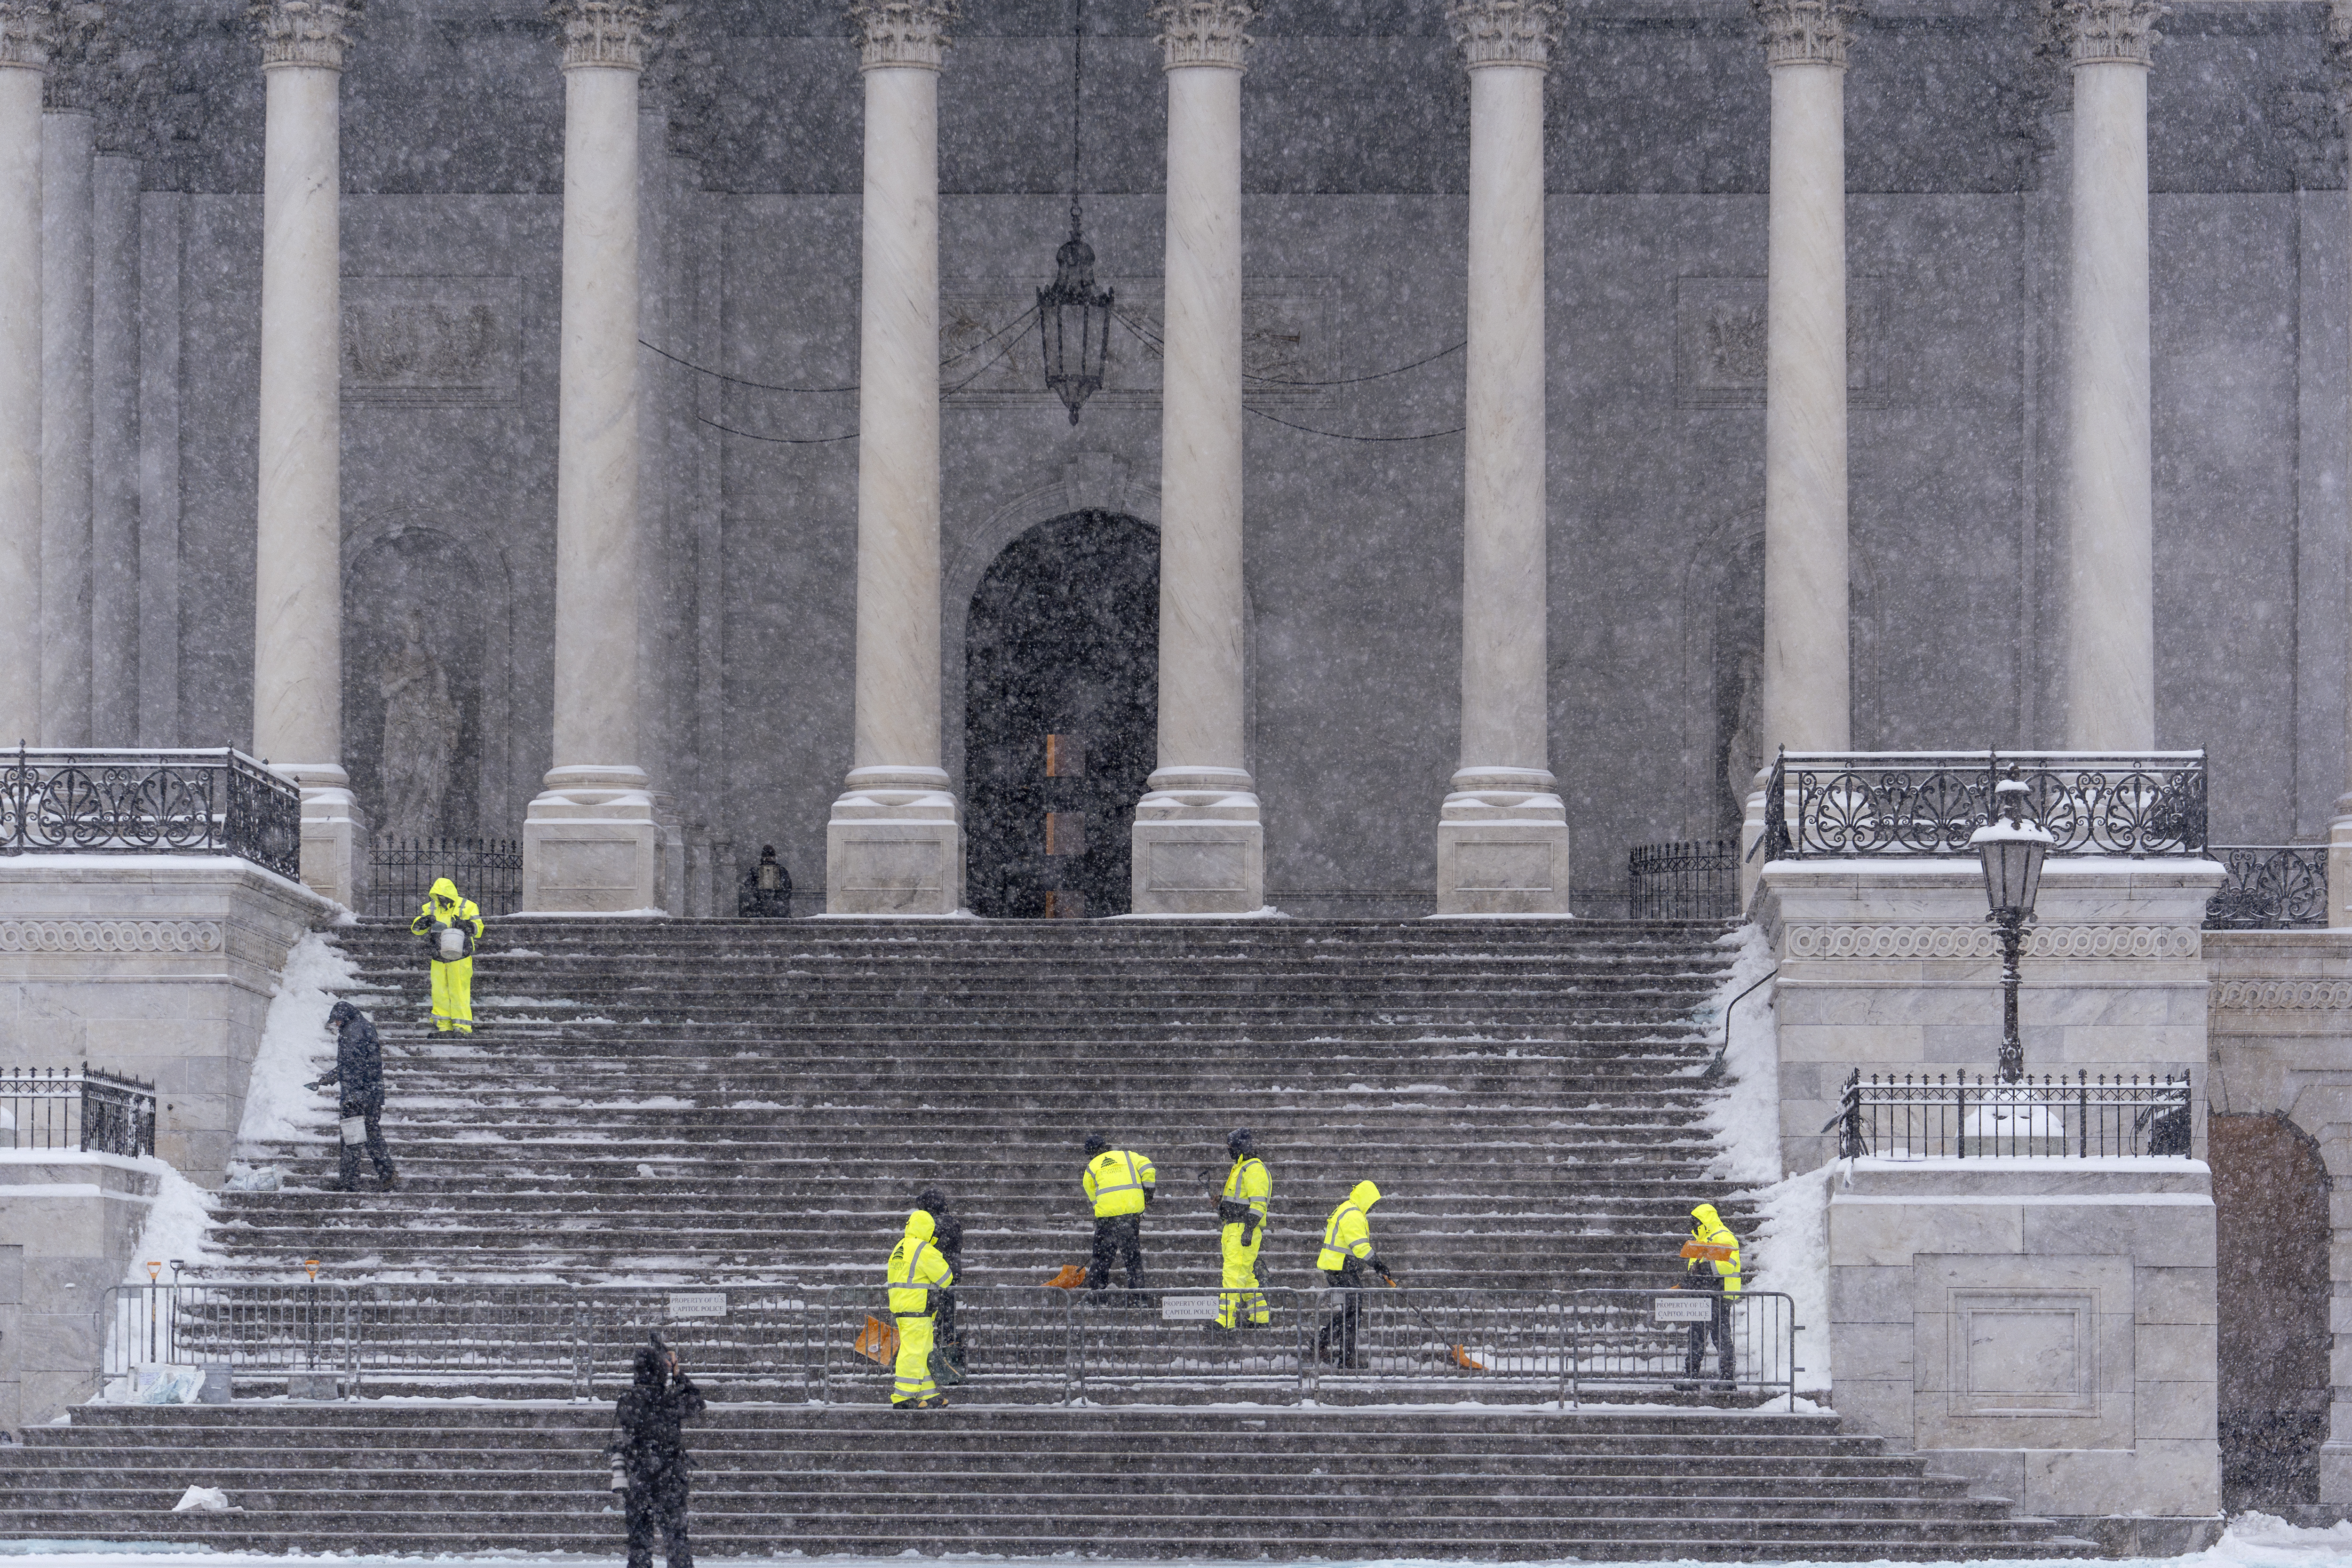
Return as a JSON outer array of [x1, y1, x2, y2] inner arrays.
[[2204, 844, 2328, 929], [0, 747, 300, 879], [0, 1062, 157, 1156], [1825, 1068, 2193, 1159]]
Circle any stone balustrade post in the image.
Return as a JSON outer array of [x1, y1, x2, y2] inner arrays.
[[2058, 0, 2159, 749], [1434, 0, 1570, 916], [250, 0, 366, 907], [822, 0, 963, 915], [523, 0, 671, 913], [0, 3, 48, 749], [1129, 0, 1263, 916]]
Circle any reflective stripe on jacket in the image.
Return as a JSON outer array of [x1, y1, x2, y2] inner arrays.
[[410, 877, 484, 958], [1316, 1179, 1382, 1271], [1687, 1201, 1743, 1294], [1223, 1156, 1271, 1220], [887, 1209, 954, 1317], [1083, 1149, 1156, 1217]]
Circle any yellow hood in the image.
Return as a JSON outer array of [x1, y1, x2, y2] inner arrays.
[[903, 1209, 937, 1243], [1691, 1202, 1724, 1234], [429, 877, 461, 905], [1351, 1180, 1382, 1209]]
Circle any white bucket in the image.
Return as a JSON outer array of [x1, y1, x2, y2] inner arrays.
[[339, 1114, 367, 1146], [437, 926, 466, 960]]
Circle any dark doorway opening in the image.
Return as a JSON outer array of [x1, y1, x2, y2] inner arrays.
[[2212, 1112, 2333, 1509], [964, 511, 1158, 917]]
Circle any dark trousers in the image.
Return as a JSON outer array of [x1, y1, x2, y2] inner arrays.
[[934, 1289, 965, 1372], [337, 1102, 396, 1187], [624, 1467, 691, 1568], [1684, 1292, 1735, 1383], [1316, 1260, 1369, 1368], [1086, 1213, 1145, 1293]]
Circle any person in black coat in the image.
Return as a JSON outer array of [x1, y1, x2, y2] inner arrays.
[[916, 1186, 965, 1374], [309, 1000, 397, 1191], [611, 1338, 705, 1568]]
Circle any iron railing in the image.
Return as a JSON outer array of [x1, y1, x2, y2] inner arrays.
[[2204, 845, 2328, 930], [1628, 839, 1739, 920], [365, 837, 522, 919], [1758, 749, 2207, 861], [1825, 1069, 2193, 1160], [96, 1282, 1798, 1409], [0, 1064, 156, 1157], [0, 747, 300, 880]]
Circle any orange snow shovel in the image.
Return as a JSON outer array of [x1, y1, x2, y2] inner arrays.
[[1044, 1264, 1088, 1289], [1387, 1279, 1485, 1371], [855, 1315, 898, 1367], [1681, 1240, 1738, 1265]]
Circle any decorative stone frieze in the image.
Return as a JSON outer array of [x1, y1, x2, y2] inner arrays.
[[0, 2, 55, 71], [0, 919, 224, 955], [549, 0, 651, 71], [1783, 923, 2200, 961], [1445, 0, 1561, 70], [2213, 978, 2352, 1012], [2050, 0, 2160, 68], [1150, 0, 1256, 71], [1753, 0, 1859, 70], [848, 0, 954, 71], [248, 0, 358, 72]]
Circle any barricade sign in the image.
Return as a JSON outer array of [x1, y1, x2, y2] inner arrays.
[[1160, 1293, 1220, 1322], [667, 1292, 727, 1319], [1652, 1294, 1716, 1324]]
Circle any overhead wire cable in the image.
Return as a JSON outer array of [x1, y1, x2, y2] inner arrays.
[[1110, 307, 1463, 441], [640, 302, 1041, 397]]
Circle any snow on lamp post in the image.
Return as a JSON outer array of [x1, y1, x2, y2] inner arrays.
[[1970, 768, 2053, 1082]]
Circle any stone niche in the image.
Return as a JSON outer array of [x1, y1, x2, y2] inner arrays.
[[1829, 1159, 2221, 1547]]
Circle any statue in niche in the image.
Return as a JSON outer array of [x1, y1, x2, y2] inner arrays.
[[379, 610, 460, 842]]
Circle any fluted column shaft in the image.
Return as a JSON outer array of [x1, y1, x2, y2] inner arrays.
[[0, 7, 43, 748], [2060, 0, 2156, 749], [1434, 0, 1569, 915], [822, 0, 963, 915], [1757, 0, 1852, 761], [1129, 0, 1263, 915], [89, 147, 137, 743], [40, 95, 89, 746]]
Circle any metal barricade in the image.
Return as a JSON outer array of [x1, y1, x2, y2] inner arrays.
[[1562, 1288, 1799, 1409]]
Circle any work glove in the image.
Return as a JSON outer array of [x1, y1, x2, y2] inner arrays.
[[1241, 1216, 1260, 1246], [1141, 1188, 1155, 1207]]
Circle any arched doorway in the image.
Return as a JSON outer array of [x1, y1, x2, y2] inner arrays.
[[963, 511, 1158, 917], [2211, 1112, 2334, 1508]]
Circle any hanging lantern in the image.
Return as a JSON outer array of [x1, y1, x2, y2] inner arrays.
[[1038, 202, 1113, 425]]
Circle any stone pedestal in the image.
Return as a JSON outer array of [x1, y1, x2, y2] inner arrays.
[[0, 857, 336, 1184], [523, 765, 667, 913], [1755, 856, 2222, 1174], [0, 1154, 159, 1430], [1829, 1158, 2219, 1532], [286, 763, 367, 914], [1436, 774, 1572, 916]]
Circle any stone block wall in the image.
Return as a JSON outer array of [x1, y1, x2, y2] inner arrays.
[[0, 1156, 160, 1432], [1756, 858, 2222, 1174], [1828, 1160, 2220, 1529], [0, 858, 335, 1185]]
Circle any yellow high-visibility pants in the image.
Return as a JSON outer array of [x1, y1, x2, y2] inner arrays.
[[430, 957, 473, 1033], [891, 1314, 937, 1405], [1219, 1220, 1269, 1328]]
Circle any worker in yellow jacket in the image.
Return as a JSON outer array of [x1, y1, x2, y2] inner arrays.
[[409, 877, 483, 1034], [1080, 1133, 1156, 1297], [1682, 1201, 1743, 1388], [1215, 1128, 1271, 1329], [886, 1208, 954, 1409], [1313, 1179, 1391, 1369]]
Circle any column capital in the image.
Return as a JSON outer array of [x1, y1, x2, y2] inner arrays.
[[0, 2, 55, 72], [1150, 0, 1257, 72], [248, 0, 358, 72], [848, 0, 956, 71], [548, 0, 653, 72], [1753, 0, 1859, 69], [2051, 0, 2160, 68], [40, 0, 104, 107], [1445, 0, 1561, 70]]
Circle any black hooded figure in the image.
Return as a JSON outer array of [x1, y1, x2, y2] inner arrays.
[[915, 1186, 965, 1374], [310, 1000, 396, 1191], [612, 1338, 705, 1568]]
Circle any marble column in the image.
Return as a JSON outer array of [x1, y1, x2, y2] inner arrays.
[[89, 142, 136, 744], [40, 18, 91, 748], [2059, 0, 2159, 750], [250, 0, 365, 907], [2324, 9, 2352, 924], [0, 5, 45, 749], [1129, 0, 1262, 916], [824, 0, 962, 915], [1739, 0, 1856, 912], [523, 0, 667, 913], [1433, 0, 1569, 916]]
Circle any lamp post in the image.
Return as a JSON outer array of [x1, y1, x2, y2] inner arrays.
[[1970, 769, 2053, 1081]]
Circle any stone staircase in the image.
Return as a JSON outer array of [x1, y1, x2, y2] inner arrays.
[[0, 1404, 2083, 1560]]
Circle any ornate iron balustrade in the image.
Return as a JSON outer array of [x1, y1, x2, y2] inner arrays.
[[1628, 838, 1738, 920], [0, 747, 301, 881], [366, 837, 522, 919], [1758, 748, 2207, 860], [1825, 1069, 2193, 1160], [2204, 845, 2328, 930], [0, 1063, 157, 1157]]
